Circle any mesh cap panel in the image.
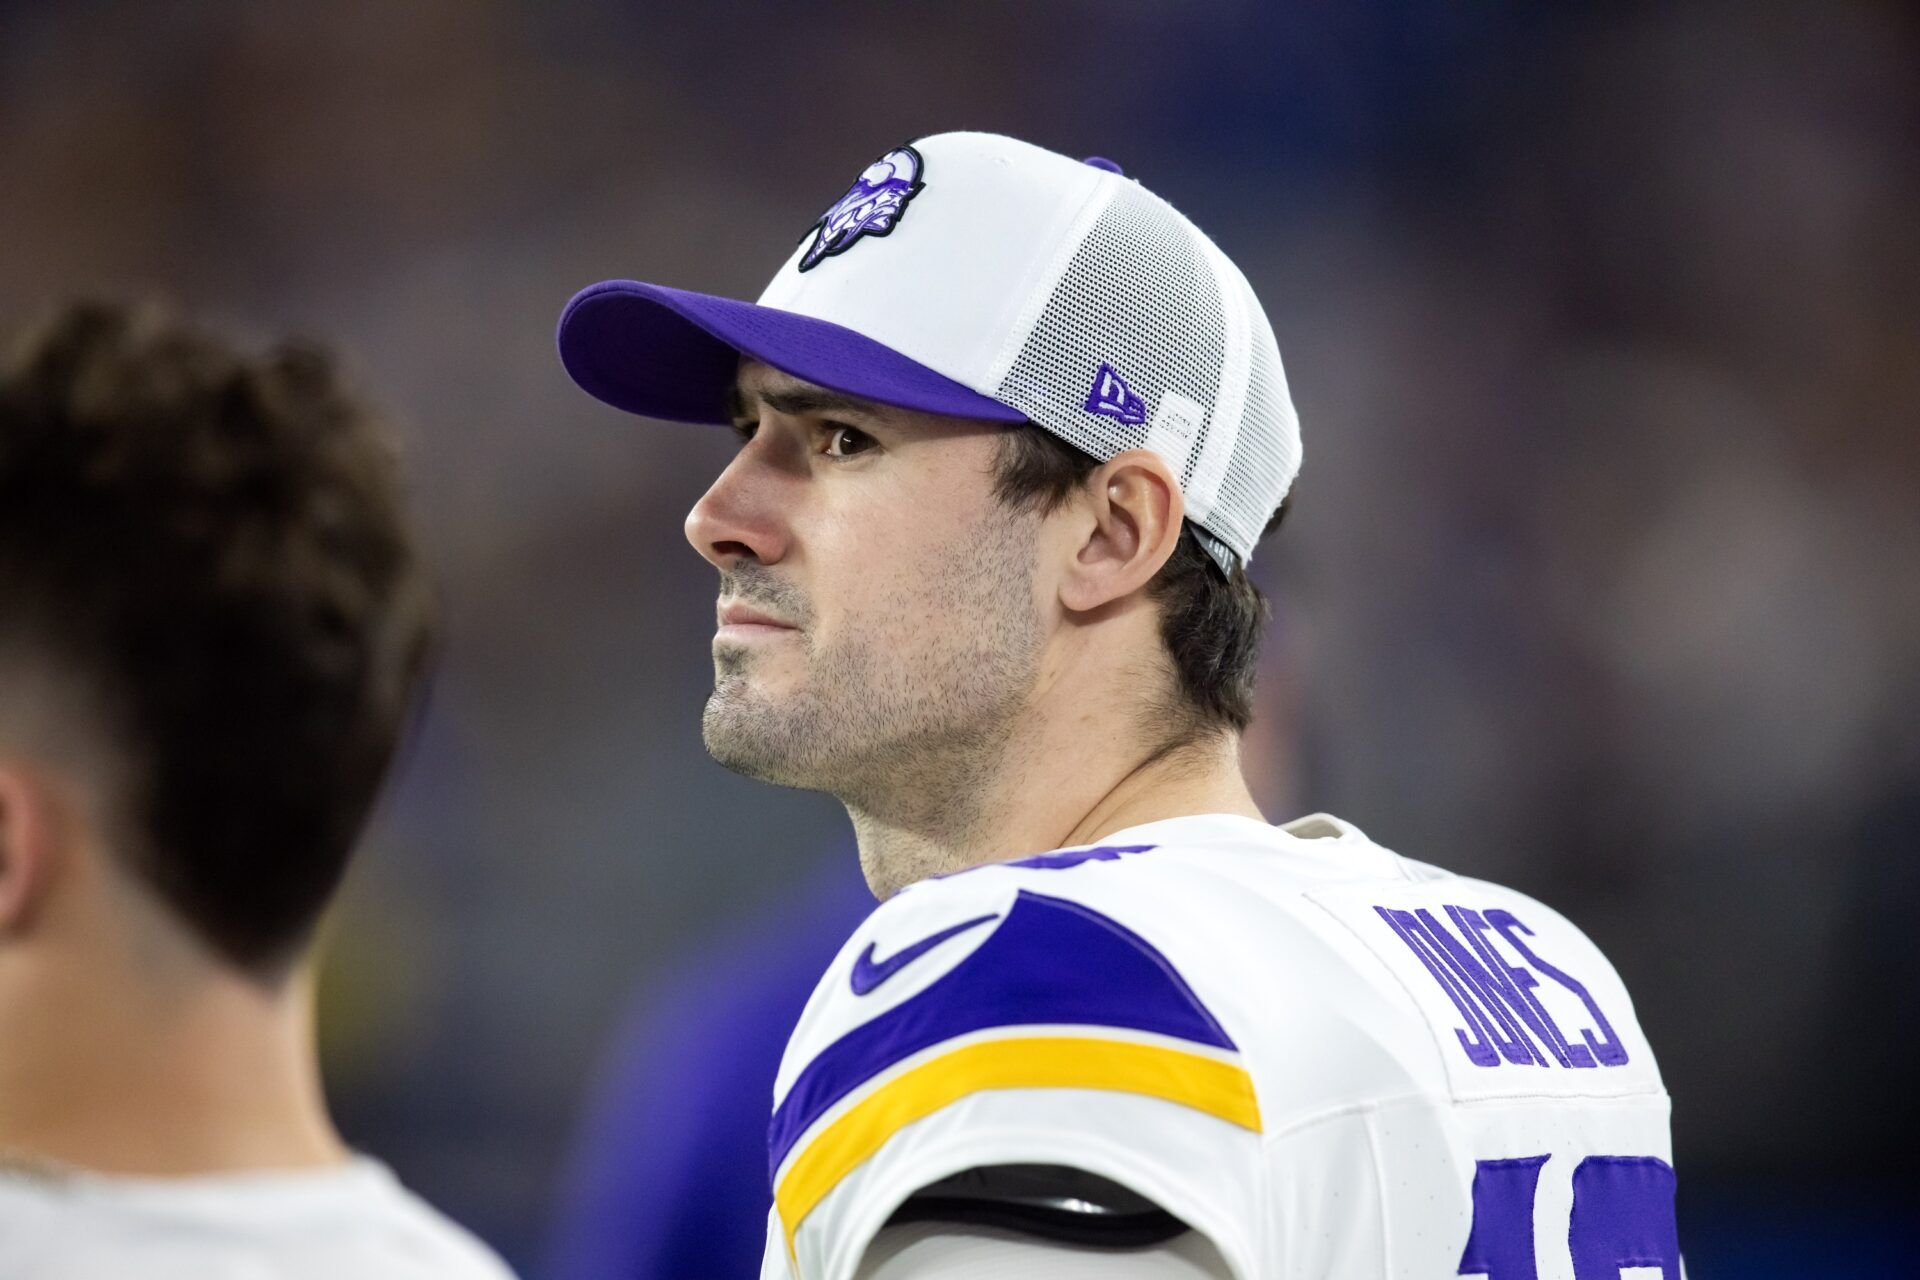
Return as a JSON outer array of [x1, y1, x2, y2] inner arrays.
[[991, 179, 1298, 571], [1209, 264, 1297, 562]]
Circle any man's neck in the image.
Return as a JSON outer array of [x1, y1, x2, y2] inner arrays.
[[1059, 732, 1265, 848], [0, 928, 347, 1178], [848, 710, 1265, 899]]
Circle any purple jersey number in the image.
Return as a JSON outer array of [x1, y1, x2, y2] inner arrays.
[[1460, 1154, 1680, 1279]]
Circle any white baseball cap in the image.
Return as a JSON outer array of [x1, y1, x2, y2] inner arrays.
[[557, 131, 1301, 571]]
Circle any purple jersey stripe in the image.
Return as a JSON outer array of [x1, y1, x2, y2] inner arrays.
[[1004, 842, 1156, 872], [767, 889, 1236, 1181], [933, 843, 1158, 882]]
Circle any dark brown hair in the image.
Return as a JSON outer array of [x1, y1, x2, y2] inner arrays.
[[0, 302, 436, 975], [992, 424, 1289, 735]]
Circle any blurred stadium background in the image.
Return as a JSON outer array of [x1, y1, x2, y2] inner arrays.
[[3, 2, 1915, 1276]]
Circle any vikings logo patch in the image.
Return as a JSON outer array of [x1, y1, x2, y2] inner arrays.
[[798, 144, 925, 272]]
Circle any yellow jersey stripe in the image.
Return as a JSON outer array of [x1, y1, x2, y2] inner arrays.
[[775, 1033, 1262, 1261]]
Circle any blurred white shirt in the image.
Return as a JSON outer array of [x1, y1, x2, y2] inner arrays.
[[0, 1155, 516, 1279]]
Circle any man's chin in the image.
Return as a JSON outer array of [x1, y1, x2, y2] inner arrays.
[[701, 690, 816, 790]]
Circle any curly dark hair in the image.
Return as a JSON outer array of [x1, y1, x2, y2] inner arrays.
[[0, 302, 436, 975], [992, 424, 1289, 736]]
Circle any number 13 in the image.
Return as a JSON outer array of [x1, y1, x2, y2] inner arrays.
[[1459, 1155, 1680, 1279]]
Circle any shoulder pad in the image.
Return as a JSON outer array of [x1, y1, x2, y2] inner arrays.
[[769, 871, 1259, 1261]]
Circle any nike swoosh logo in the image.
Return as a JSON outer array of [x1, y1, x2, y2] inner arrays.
[[850, 913, 999, 996]]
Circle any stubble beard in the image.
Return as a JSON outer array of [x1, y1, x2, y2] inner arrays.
[[701, 513, 1044, 837]]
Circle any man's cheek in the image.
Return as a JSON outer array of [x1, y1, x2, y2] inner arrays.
[[838, 585, 914, 661]]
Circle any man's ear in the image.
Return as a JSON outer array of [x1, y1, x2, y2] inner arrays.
[[0, 764, 60, 935], [1058, 449, 1185, 614]]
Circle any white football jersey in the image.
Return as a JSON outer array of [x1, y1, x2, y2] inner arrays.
[[0, 1155, 518, 1279], [761, 813, 1678, 1280]]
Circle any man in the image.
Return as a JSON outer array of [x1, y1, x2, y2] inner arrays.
[[557, 134, 1680, 1279], [0, 302, 515, 1278]]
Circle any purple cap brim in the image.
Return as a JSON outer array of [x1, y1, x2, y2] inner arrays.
[[556, 280, 1027, 426]]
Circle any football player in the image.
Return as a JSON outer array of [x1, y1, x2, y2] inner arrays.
[[558, 133, 1681, 1280]]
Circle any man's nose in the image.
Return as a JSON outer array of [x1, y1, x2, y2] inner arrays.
[[685, 446, 793, 570]]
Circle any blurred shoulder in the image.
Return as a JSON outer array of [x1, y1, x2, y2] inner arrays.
[[347, 1162, 521, 1279], [0, 1158, 519, 1280]]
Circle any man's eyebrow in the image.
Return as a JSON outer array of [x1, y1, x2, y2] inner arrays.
[[728, 381, 882, 422]]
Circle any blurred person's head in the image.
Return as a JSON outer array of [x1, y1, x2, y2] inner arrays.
[[0, 301, 434, 996], [561, 134, 1299, 895]]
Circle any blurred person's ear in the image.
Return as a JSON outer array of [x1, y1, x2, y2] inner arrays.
[[0, 764, 61, 934], [1055, 449, 1185, 615]]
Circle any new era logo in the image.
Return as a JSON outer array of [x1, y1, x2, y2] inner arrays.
[[1085, 362, 1146, 425]]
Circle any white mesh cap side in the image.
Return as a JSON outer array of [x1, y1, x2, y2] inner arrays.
[[988, 176, 1300, 571]]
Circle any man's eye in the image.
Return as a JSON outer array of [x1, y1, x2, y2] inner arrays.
[[730, 420, 758, 446], [824, 424, 875, 458]]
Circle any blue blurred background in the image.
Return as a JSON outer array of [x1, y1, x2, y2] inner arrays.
[[3, 2, 1915, 1276]]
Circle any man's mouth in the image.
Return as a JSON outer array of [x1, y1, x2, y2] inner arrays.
[[716, 598, 800, 641]]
